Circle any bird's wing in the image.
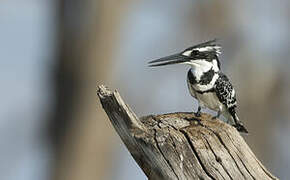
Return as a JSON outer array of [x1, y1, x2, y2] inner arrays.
[[214, 72, 237, 109]]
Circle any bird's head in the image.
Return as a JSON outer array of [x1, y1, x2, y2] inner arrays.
[[148, 39, 221, 72]]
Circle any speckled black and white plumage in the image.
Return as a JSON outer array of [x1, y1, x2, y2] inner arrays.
[[215, 72, 237, 109], [214, 73, 248, 133]]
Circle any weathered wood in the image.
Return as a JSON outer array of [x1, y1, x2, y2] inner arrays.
[[97, 85, 278, 180]]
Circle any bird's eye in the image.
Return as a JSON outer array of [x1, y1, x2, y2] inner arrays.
[[189, 50, 199, 57], [191, 50, 198, 55]]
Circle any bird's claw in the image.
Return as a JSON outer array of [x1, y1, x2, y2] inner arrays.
[[184, 117, 201, 124], [195, 111, 201, 117]]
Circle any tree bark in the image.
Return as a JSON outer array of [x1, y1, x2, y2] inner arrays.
[[97, 85, 278, 180]]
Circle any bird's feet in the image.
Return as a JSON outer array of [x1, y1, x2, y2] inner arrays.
[[211, 111, 221, 120], [195, 111, 201, 117], [233, 122, 249, 134], [184, 117, 201, 124], [194, 106, 202, 117]]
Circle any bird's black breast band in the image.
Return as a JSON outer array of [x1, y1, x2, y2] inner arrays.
[[187, 69, 216, 94], [194, 87, 215, 94]]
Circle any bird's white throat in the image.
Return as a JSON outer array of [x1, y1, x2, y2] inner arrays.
[[184, 59, 219, 81]]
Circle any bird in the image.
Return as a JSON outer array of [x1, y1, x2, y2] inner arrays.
[[148, 39, 248, 133]]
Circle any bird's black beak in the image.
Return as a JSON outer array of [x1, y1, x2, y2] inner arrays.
[[148, 53, 188, 67]]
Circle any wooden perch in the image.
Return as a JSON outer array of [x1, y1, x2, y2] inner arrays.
[[97, 85, 278, 180]]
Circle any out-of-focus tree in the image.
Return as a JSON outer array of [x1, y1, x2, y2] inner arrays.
[[49, 0, 131, 180]]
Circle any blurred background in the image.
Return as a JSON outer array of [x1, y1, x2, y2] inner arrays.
[[1, 0, 290, 179]]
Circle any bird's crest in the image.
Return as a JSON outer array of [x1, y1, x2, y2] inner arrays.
[[182, 39, 222, 57]]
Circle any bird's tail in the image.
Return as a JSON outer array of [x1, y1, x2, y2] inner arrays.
[[228, 107, 248, 134]]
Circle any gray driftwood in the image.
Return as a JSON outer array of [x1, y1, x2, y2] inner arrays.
[[97, 85, 278, 180]]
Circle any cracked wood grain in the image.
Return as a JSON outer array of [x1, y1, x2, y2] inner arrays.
[[97, 85, 278, 180]]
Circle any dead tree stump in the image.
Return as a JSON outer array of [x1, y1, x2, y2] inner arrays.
[[97, 85, 278, 180]]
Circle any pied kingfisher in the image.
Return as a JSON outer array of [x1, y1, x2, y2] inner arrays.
[[148, 39, 248, 133]]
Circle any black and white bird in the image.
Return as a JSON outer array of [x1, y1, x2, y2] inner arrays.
[[148, 39, 248, 133]]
